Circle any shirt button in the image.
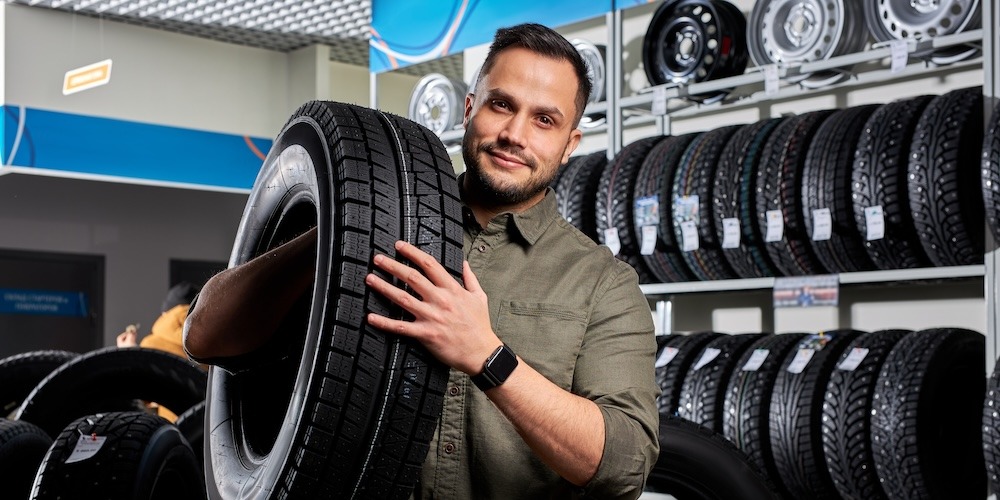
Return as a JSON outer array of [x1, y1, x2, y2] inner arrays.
[[448, 386, 461, 396], [444, 442, 456, 454], [478, 244, 487, 253]]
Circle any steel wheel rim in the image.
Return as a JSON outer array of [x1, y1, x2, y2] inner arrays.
[[408, 73, 467, 136], [864, 0, 980, 61], [572, 38, 607, 103]]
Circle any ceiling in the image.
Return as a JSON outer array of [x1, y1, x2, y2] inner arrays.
[[6, 0, 463, 77]]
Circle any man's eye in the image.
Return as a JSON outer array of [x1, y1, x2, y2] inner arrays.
[[492, 100, 509, 109], [538, 116, 553, 126]]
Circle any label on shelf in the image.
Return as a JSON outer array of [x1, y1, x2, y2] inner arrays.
[[765, 210, 784, 242], [603, 227, 621, 256], [773, 274, 840, 308], [742, 349, 769, 371], [837, 347, 870, 371], [786, 348, 816, 374], [652, 86, 668, 116], [67, 434, 108, 464], [763, 64, 779, 96], [890, 40, 909, 73], [681, 221, 699, 251], [641, 225, 657, 255], [864, 205, 885, 240], [812, 208, 832, 241], [655, 346, 679, 368], [693, 347, 722, 370], [721, 218, 741, 248]]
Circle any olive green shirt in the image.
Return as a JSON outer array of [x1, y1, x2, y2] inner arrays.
[[417, 189, 660, 499]]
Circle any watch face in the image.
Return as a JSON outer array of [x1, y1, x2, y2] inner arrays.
[[488, 345, 518, 383]]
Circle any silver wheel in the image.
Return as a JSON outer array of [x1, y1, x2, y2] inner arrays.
[[572, 38, 607, 128], [408, 73, 468, 137], [864, 0, 980, 63], [748, 0, 867, 88]]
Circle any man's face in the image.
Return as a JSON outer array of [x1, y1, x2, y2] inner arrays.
[[462, 47, 583, 207]]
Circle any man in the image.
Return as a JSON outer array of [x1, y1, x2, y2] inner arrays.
[[185, 23, 658, 499]]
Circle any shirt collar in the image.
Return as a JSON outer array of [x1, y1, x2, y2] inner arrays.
[[458, 173, 559, 246]]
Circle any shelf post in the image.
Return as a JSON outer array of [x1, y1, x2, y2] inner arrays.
[[985, 0, 999, 375], [606, 9, 623, 159]]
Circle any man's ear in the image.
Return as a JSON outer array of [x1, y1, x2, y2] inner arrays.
[[463, 93, 474, 128], [562, 128, 583, 164]]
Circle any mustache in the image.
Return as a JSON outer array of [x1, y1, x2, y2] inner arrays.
[[480, 142, 536, 169]]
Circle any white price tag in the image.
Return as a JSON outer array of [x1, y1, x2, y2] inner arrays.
[[742, 349, 769, 371], [812, 208, 832, 241], [693, 347, 722, 371], [765, 210, 784, 242], [655, 346, 679, 368], [763, 64, 779, 96], [786, 348, 815, 374], [66, 434, 108, 464], [890, 40, 909, 74], [681, 220, 699, 251], [721, 218, 740, 249], [604, 227, 621, 256], [640, 225, 658, 255], [837, 347, 870, 371], [652, 86, 668, 116], [864, 205, 885, 241]]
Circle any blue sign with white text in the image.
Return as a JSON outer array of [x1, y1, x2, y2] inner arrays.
[[0, 288, 89, 317]]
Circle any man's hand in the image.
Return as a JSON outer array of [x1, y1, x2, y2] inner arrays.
[[117, 324, 139, 347], [365, 240, 500, 375]]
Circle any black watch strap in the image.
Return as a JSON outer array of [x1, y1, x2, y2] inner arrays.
[[471, 344, 518, 391]]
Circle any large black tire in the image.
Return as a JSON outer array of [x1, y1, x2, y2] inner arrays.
[[15, 347, 206, 438], [676, 332, 766, 432], [871, 328, 986, 500], [724, 332, 806, 494], [852, 95, 935, 270], [555, 150, 608, 243], [0, 350, 77, 416], [633, 133, 701, 283], [713, 118, 783, 278], [821, 329, 911, 500], [672, 125, 742, 281], [981, 101, 1000, 243], [769, 329, 863, 500], [204, 101, 462, 500], [31, 411, 204, 500], [984, 355, 1000, 495], [756, 110, 836, 276], [802, 104, 880, 273], [0, 418, 52, 500], [656, 331, 722, 416], [596, 136, 666, 283], [645, 415, 781, 499], [908, 87, 985, 266], [174, 400, 205, 471]]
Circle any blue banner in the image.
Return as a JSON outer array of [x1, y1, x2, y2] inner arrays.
[[0, 288, 89, 317], [370, 0, 616, 73], [1, 105, 272, 191]]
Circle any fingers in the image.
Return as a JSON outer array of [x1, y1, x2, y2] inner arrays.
[[365, 269, 429, 318], [462, 261, 484, 296], [392, 241, 457, 288]]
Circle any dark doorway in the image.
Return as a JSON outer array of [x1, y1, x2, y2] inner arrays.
[[0, 249, 104, 359]]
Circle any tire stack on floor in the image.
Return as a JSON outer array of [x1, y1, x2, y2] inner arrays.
[[555, 86, 995, 284], [649, 328, 987, 500]]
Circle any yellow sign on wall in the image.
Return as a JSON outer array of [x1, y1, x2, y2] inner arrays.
[[62, 59, 113, 95]]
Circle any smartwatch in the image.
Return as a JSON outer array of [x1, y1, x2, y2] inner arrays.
[[471, 344, 518, 391]]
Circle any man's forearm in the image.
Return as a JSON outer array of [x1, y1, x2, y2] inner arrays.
[[484, 358, 605, 486]]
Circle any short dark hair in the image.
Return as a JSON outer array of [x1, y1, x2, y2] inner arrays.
[[476, 23, 592, 127]]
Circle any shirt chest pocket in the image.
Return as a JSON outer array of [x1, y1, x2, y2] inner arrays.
[[495, 301, 588, 391]]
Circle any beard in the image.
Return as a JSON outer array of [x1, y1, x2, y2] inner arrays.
[[462, 128, 561, 207]]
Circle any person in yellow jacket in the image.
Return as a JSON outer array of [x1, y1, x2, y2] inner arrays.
[[116, 281, 203, 421]]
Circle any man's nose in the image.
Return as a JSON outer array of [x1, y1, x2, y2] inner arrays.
[[497, 114, 528, 148]]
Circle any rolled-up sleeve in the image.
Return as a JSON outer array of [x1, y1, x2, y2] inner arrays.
[[573, 260, 660, 499]]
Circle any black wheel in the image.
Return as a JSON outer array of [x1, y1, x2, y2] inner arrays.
[[723, 332, 806, 493], [672, 125, 743, 280], [596, 136, 666, 283], [821, 329, 911, 500], [676, 332, 765, 432], [656, 331, 723, 415], [633, 133, 701, 283], [555, 150, 608, 242], [14, 346, 206, 438], [0, 350, 77, 416], [713, 117, 783, 278], [851, 95, 935, 270], [802, 104, 881, 273], [984, 355, 1000, 495], [642, 0, 749, 103], [908, 87, 985, 267], [174, 400, 205, 471], [202, 101, 462, 499], [31, 411, 204, 500], [0, 418, 52, 500], [983, 102, 1000, 243], [769, 329, 863, 500], [756, 110, 836, 276], [871, 328, 986, 500], [645, 415, 781, 499]]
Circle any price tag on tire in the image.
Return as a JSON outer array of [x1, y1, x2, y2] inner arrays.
[[721, 218, 740, 249], [865, 205, 885, 241], [765, 210, 784, 242], [786, 348, 815, 374], [742, 349, 769, 371]]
